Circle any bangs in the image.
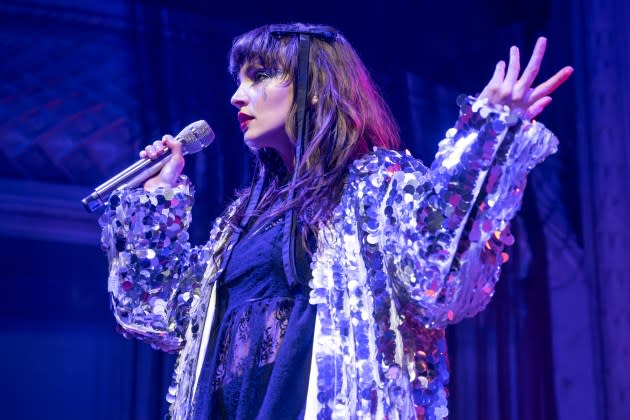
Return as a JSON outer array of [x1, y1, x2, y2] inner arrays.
[[228, 25, 296, 79]]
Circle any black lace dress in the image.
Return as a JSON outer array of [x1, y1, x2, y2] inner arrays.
[[192, 215, 316, 419]]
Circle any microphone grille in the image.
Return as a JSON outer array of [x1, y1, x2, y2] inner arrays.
[[176, 120, 215, 155]]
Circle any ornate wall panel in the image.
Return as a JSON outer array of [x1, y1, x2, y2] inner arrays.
[[0, 1, 141, 186]]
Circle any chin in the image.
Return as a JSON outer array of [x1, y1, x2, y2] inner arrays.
[[244, 134, 272, 150], [243, 137, 263, 150]]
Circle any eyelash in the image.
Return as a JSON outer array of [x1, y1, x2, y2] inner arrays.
[[234, 68, 276, 87], [252, 70, 272, 83]]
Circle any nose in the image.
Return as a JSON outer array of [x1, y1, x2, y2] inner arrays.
[[231, 84, 248, 109]]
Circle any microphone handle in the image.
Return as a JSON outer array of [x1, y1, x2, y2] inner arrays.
[[81, 147, 171, 212]]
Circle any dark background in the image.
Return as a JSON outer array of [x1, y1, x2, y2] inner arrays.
[[1, 0, 628, 419]]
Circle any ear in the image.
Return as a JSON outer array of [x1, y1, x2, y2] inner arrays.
[[311, 95, 319, 105]]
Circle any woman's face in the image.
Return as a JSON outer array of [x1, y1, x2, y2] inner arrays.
[[231, 63, 295, 168]]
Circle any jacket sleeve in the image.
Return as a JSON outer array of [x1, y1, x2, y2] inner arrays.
[[381, 96, 558, 328], [99, 177, 213, 352]]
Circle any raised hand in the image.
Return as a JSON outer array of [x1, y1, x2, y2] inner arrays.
[[478, 37, 573, 120], [140, 135, 185, 192]]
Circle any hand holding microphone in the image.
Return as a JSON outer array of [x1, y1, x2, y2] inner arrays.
[[141, 135, 186, 192], [81, 120, 214, 212]]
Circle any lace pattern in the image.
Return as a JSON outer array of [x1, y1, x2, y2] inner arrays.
[[211, 297, 294, 391]]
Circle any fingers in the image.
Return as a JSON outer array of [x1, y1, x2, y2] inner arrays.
[[479, 60, 506, 100], [477, 37, 572, 121], [525, 96, 553, 120], [513, 37, 546, 102], [529, 66, 574, 103], [520, 38, 546, 84], [140, 139, 164, 159], [480, 46, 522, 103], [139, 135, 181, 159], [502, 46, 521, 92]]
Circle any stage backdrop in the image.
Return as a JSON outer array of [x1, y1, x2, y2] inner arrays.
[[1, 0, 628, 419]]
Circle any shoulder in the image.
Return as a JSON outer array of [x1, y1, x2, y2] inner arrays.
[[349, 148, 428, 179], [341, 148, 430, 208]]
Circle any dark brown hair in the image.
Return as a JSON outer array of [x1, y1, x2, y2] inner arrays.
[[229, 23, 401, 240]]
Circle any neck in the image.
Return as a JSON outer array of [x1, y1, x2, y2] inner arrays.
[[259, 148, 293, 177], [280, 152, 295, 173]]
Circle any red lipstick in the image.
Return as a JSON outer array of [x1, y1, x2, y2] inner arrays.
[[238, 112, 254, 130]]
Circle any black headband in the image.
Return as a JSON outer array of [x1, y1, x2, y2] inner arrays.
[[269, 26, 338, 43]]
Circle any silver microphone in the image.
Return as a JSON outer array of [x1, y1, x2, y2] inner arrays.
[[81, 120, 214, 212]]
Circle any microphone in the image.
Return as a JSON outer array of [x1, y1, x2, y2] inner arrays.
[[81, 120, 214, 213]]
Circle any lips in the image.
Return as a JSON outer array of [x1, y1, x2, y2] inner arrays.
[[238, 112, 254, 130]]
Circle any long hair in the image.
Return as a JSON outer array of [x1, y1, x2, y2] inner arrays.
[[228, 23, 401, 240]]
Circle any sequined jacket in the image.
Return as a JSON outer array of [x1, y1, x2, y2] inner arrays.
[[100, 97, 559, 420]]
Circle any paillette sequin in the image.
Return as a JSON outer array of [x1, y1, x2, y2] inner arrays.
[[100, 96, 558, 419]]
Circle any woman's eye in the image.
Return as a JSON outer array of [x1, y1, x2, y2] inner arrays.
[[253, 70, 271, 82]]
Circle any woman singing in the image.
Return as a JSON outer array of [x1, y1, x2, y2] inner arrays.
[[99, 23, 572, 419]]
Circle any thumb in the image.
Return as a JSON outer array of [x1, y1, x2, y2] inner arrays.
[[158, 135, 185, 185], [163, 134, 183, 157]]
